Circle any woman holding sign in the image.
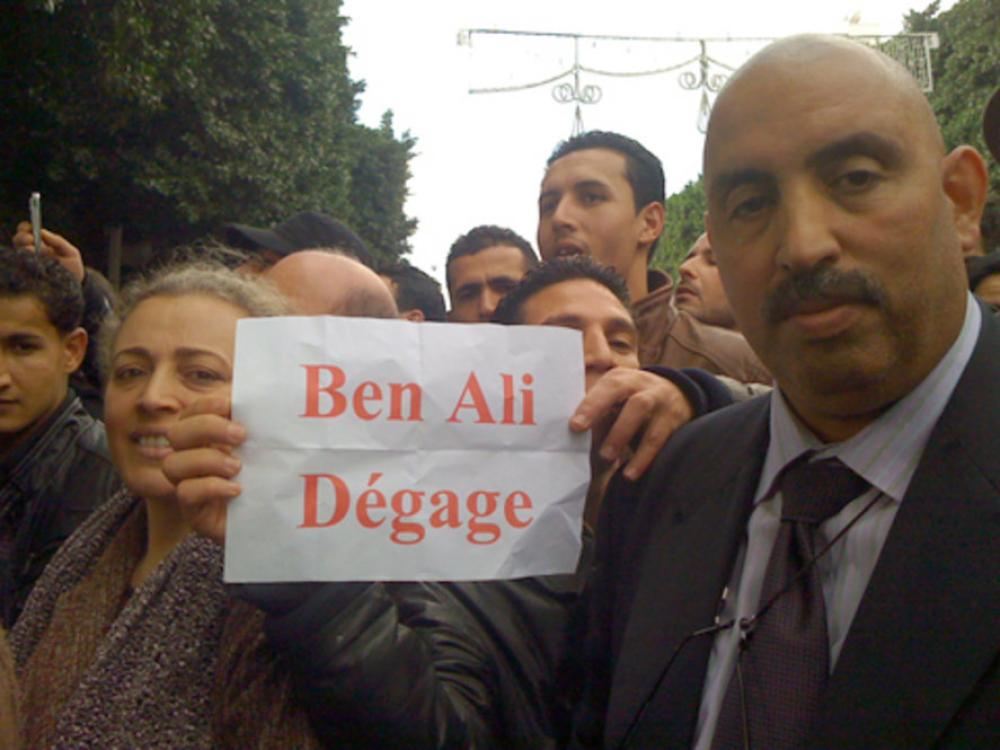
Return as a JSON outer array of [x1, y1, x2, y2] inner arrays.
[[163, 257, 720, 749], [9, 263, 321, 748]]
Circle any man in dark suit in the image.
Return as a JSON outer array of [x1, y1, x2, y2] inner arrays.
[[572, 35, 998, 749]]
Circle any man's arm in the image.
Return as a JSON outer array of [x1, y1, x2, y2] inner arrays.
[[571, 366, 736, 483], [12, 223, 114, 332], [714, 374, 772, 402], [164, 399, 576, 749], [12, 223, 85, 282], [235, 576, 574, 748]]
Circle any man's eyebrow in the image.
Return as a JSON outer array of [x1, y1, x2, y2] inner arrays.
[[605, 317, 639, 338], [806, 131, 904, 170], [175, 347, 229, 361], [113, 346, 226, 360], [542, 313, 638, 337], [709, 132, 906, 202], [2, 332, 45, 342], [455, 281, 483, 294], [113, 346, 150, 359], [709, 168, 773, 205], [541, 313, 586, 329], [540, 177, 613, 204], [570, 179, 613, 195]]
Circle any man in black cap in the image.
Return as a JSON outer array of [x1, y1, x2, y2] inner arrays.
[[223, 211, 374, 270]]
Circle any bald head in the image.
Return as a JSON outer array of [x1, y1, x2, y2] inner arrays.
[[711, 37, 944, 168], [265, 250, 398, 318]]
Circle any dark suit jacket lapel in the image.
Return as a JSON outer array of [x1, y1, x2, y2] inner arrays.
[[605, 398, 770, 748], [816, 307, 1000, 749]]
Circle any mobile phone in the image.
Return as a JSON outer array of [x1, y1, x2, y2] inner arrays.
[[29, 192, 42, 253]]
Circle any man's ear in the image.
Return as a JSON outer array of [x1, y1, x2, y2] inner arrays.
[[941, 146, 988, 253], [637, 201, 666, 250], [402, 308, 426, 323], [62, 327, 88, 374]]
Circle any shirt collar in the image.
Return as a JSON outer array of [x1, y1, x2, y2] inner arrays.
[[756, 293, 981, 504]]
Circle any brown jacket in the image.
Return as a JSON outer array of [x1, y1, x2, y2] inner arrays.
[[632, 270, 771, 384], [0, 630, 17, 750]]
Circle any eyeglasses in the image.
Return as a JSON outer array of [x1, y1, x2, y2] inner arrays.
[[617, 491, 883, 750]]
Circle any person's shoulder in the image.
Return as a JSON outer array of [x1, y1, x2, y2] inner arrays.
[[940, 304, 1000, 485], [671, 312, 771, 384], [72, 419, 113, 463], [631, 278, 676, 344], [650, 394, 769, 479], [967, 298, 1000, 372], [61, 404, 122, 510], [64, 397, 110, 453], [599, 395, 769, 545]]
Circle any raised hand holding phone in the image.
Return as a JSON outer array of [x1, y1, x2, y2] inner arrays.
[[29, 192, 42, 253]]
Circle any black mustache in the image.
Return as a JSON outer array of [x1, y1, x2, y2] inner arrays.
[[764, 267, 887, 324]]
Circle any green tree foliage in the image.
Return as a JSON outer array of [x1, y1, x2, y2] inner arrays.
[[652, 176, 706, 277], [905, 0, 1000, 249], [349, 112, 418, 262], [1, 0, 416, 266]]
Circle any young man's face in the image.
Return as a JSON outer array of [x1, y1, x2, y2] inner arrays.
[[517, 278, 639, 391], [447, 244, 531, 322], [676, 233, 736, 329], [0, 295, 86, 453], [537, 148, 662, 297]]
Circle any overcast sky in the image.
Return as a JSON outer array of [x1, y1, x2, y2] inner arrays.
[[341, 0, 952, 283]]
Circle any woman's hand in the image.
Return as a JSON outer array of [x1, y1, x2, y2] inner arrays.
[[163, 396, 246, 544]]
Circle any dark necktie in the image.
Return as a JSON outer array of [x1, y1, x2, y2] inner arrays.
[[711, 455, 870, 750]]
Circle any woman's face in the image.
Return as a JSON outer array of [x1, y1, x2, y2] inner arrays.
[[105, 293, 247, 501]]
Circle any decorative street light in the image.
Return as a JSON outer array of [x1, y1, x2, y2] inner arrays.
[[460, 29, 939, 134]]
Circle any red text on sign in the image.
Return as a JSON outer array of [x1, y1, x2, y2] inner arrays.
[[446, 372, 535, 425], [298, 472, 534, 545], [299, 365, 537, 427], [300, 365, 423, 421]]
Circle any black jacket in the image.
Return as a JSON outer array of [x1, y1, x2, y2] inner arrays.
[[238, 542, 591, 749], [0, 391, 120, 626], [571, 303, 1000, 749], [71, 271, 116, 419]]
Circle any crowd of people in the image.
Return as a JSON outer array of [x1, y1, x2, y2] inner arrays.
[[0, 34, 998, 749]]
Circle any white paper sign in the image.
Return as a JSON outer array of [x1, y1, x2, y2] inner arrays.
[[224, 317, 590, 583]]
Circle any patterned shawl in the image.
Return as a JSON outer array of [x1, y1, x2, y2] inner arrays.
[[0, 628, 18, 749], [11, 489, 233, 748], [10, 488, 320, 750]]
